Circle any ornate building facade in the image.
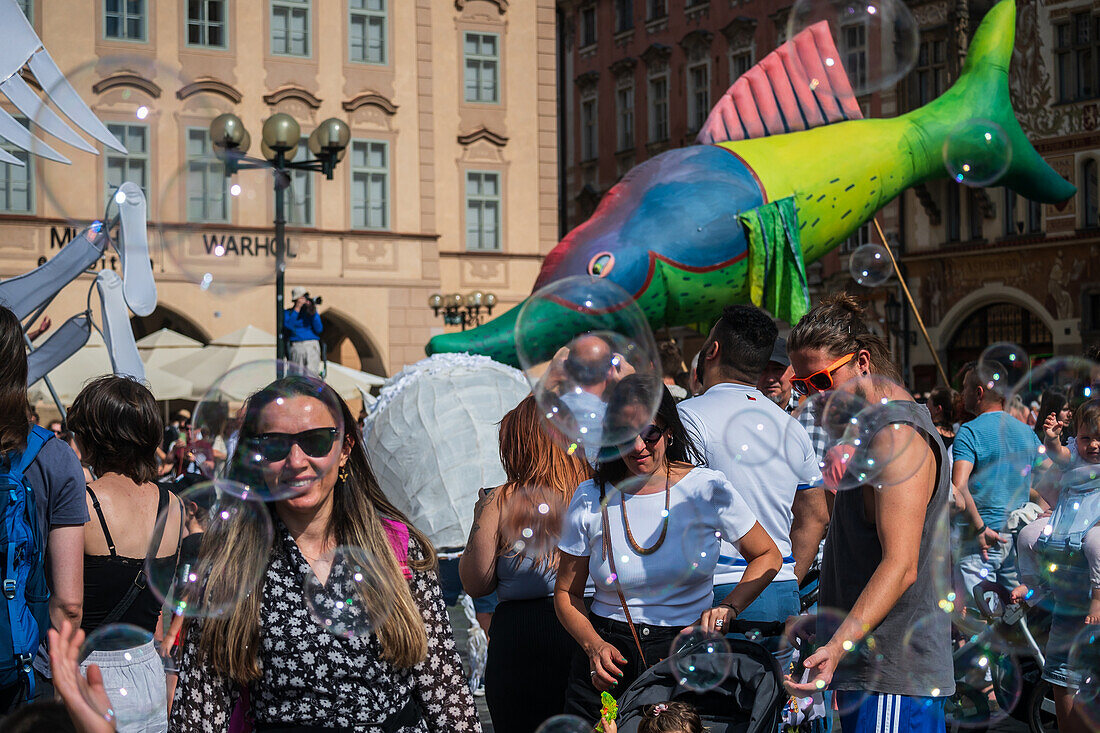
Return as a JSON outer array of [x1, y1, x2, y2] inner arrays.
[[0, 0, 558, 379]]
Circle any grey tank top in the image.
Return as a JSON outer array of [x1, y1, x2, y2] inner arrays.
[[820, 400, 956, 697], [495, 553, 557, 601]]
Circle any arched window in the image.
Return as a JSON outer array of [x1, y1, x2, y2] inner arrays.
[[1083, 157, 1098, 229], [946, 303, 1052, 383]]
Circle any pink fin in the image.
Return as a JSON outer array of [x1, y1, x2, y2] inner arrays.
[[697, 20, 863, 145]]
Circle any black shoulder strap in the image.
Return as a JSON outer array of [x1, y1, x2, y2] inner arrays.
[[85, 485, 117, 557], [99, 485, 173, 627]]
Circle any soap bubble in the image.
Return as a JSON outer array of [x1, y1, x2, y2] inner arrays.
[[722, 404, 784, 467], [849, 243, 892, 287], [146, 479, 273, 619], [818, 375, 920, 491], [498, 483, 569, 563], [191, 360, 345, 500], [33, 56, 188, 228], [78, 624, 165, 728], [783, 609, 884, 713], [158, 157, 304, 295], [669, 628, 732, 691], [304, 545, 392, 639], [515, 276, 663, 464], [943, 119, 1012, 187], [977, 343, 1029, 401], [786, 0, 920, 97], [1069, 626, 1100, 727], [1009, 356, 1100, 412], [535, 715, 591, 733], [945, 639, 1022, 728]]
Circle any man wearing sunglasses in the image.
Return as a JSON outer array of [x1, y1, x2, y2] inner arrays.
[[677, 306, 825, 667]]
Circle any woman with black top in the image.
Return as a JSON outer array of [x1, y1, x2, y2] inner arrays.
[[170, 376, 479, 732], [68, 376, 185, 732]]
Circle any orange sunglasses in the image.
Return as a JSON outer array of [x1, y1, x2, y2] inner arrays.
[[791, 353, 855, 396]]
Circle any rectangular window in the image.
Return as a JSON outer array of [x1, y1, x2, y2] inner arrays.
[[350, 140, 388, 229], [1084, 159, 1099, 229], [648, 74, 669, 142], [1003, 189, 1017, 237], [0, 118, 33, 214], [968, 189, 985, 240], [614, 0, 632, 33], [841, 222, 870, 254], [842, 23, 867, 91], [104, 123, 149, 206], [945, 183, 960, 242], [350, 0, 386, 64], [687, 62, 709, 132], [464, 32, 500, 104], [581, 96, 598, 160], [104, 0, 146, 41], [1027, 198, 1042, 233], [910, 36, 947, 109], [286, 145, 314, 227], [271, 0, 310, 57], [617, 85, 634, 150], [185, 128, 229, 222], [1054, 13, 1098, 102], [580, 5, 596, 47], [730, 49, 752, 83], [187, 0, 227, 48], [647, 0, 666, 20], [466, 171, 502, 251]]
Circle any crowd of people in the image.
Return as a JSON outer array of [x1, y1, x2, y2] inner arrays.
[[1, 291, 1098, 733]]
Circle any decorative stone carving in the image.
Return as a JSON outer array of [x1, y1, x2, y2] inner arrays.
[[263, 86, 322, 109], [342, 92, 398, 115], [610, 57, 637, 79], [177, 78, 242, 104], [574, 70, 600, 92], [92, 72, 162, 99], [679, 29, 714, 62], [455, 0, 507, 15], [910, 1, 949, 27], [721, 16, 757, 49], [457, 127, 508, 147], [640, 43, 672, 72]]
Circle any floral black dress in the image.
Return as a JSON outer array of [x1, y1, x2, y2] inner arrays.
[[169, 525, 480, 732]]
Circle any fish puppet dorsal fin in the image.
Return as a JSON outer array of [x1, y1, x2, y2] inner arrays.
[[696, 20, 864, 145]]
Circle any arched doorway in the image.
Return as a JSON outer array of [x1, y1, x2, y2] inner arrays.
[[319, 310, 386, 377], [130, 305, 211, 344], [945, 302, 1053, 385]]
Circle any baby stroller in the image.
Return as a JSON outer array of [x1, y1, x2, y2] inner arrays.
[[612, 635, 786, 733]]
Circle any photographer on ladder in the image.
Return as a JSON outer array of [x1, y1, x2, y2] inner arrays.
[[283, 286, 323, 375]]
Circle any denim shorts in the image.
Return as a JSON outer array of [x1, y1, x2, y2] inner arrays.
[[1040, 560, 1090, 689], [80, 640, 168, 733]]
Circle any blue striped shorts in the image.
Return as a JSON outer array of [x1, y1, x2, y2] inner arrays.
[[835, 691, 946, 733]]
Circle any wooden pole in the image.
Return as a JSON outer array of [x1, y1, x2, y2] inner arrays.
[[871, 217, 950, 387]]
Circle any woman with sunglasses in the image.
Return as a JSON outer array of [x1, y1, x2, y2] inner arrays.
[[784, 294, 954, 733], [170, 376, 480, 732], [555, 376, 781, 720]]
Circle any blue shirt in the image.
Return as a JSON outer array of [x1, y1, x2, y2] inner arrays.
[[283, 307, 322, 343], [952, 410, 1044, 531]]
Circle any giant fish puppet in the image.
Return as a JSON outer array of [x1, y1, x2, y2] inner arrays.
[[427, 0, 1075, 367]]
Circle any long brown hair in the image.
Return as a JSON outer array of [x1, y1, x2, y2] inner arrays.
[[193, 377, 437, 683], [0, 306, 30, 454], [497, 395, 591, 571], [787, 293, 902, 383]]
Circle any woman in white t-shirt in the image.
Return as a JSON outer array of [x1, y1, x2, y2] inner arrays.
[[555, 378, 781, 720]]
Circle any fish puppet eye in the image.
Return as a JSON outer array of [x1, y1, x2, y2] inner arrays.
[[587, 252, 615, 278]]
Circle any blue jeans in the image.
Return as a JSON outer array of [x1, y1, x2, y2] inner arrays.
[[714, 579, 801, 674], [955, 537, 1018, 606]]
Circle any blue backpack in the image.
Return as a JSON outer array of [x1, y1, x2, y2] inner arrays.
[[0, 426, 52, 698]]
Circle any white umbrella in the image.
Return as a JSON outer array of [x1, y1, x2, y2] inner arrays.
[[323, 361, 385, 400], [136, 328, 205, 369], [28, 330, 194, 404]]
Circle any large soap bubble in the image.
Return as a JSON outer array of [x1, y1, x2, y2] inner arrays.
[[669, 628, 732, 692], [1069, 626, 1100, 727], [304, 545, 393, 639], [194, 360, 346, 501], [976, 342, 1029, 402], [498, 483, 570, 565], [146, 479, 273, 619], [943, 119, 1012, 187], [78, 624, 165, 728], [944, 639, 1023, 729], [535, 716, 591, 733], [515, 276, 663, 464], [786, 0, 920, 97], [849, 243, 892, 287]]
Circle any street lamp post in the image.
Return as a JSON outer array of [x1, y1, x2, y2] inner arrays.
[[208, 112, 350, 362], [428, 291, 497, 330]]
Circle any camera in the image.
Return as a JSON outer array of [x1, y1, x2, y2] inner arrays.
[[311, 295, 323, 305]]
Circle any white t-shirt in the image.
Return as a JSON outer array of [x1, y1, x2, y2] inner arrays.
[[557, 467, 759, 626], [678, 383, 822, 585]]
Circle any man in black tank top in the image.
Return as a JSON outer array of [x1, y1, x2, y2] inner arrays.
[[787, 340, 954, 733]]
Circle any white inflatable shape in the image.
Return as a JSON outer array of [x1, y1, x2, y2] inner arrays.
[[363, 353, 530, 550]]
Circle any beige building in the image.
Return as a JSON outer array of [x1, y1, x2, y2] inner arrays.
[[0, 0, 558, 381]]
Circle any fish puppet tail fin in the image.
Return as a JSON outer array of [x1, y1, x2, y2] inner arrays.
[[909, 0, 1074, 203]]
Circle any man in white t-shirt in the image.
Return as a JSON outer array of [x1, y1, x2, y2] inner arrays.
[[678, 305, 826, 661]]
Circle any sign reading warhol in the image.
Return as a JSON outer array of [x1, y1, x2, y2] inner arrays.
[[50, 226, 298, 258]]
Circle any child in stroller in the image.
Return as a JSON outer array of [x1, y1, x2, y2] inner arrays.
[[1011, 400, 1100, 623], [602, 701, 704, 733]]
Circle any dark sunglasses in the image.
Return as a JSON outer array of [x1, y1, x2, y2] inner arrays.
[[638, 424, 666, 446], [246, 427, 339, 462], [790, 353, 855, 396]]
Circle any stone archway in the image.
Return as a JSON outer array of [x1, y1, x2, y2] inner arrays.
[[944, 302, 1053, 386], [130, 305, 211, 344], [319, 309, 387, 377]]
